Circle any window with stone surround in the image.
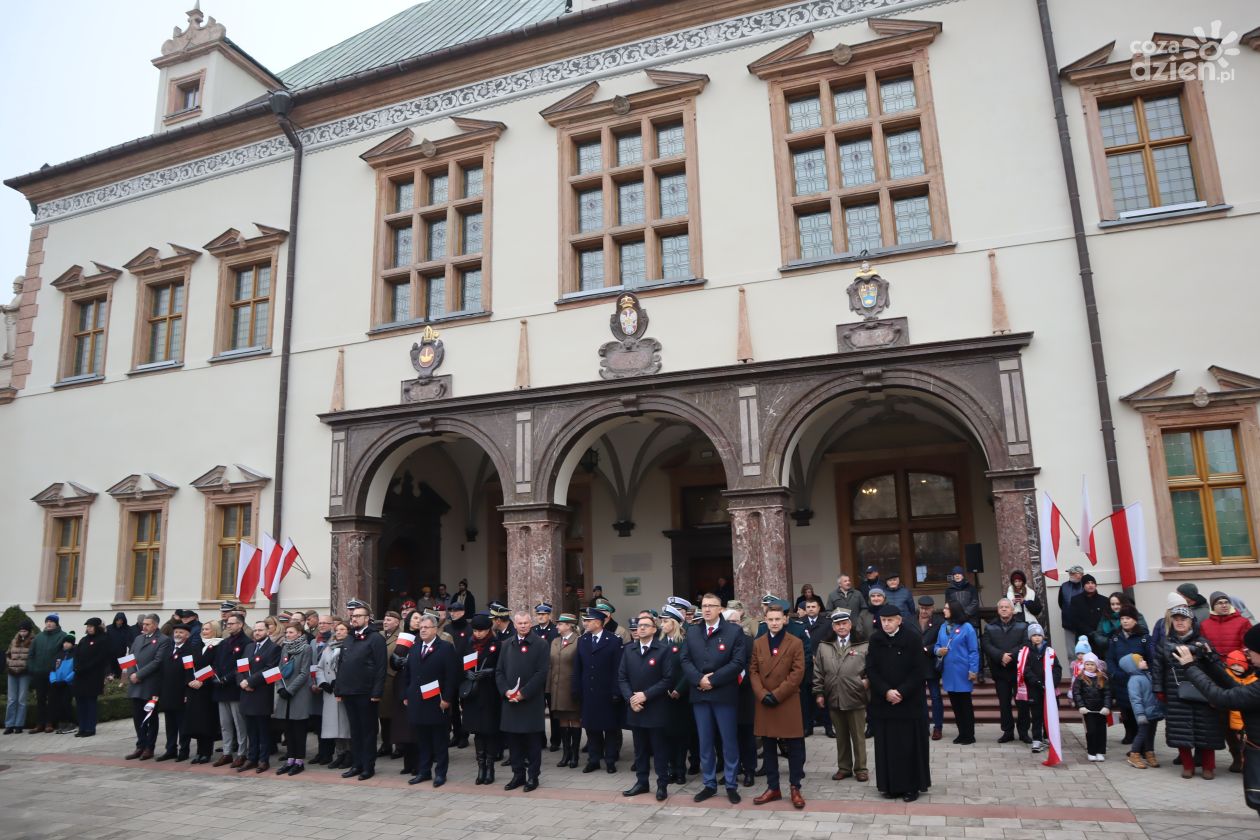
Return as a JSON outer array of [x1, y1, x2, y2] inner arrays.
[[51, 263, 120, 387], [749, 23, 950, 269], [32, 482, 97, 609], [204, 225, 286, 361], [363, 120, 502, 333], [164, 70, 205, 126], [191, 464, 268, 606], [106, 473, 177, 606], [542, 72, 707, 298], [124, 245, 200, 373]]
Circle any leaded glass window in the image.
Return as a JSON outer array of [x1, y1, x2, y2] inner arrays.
[[577, 141, 603, 174], [393, 226, 413, 267], [460, 268, 482, 312], [426, 276, 446, 319], [787, 95, 823, 132], [395, 180, 414, 212], [658, 173, 688, 218], [797, 212, 833, 260], [1163, 427, 1255, 564], [389, 280, 411, 322], [579, 249, 605, 291], [617, 132, 643, 167], [656, 124, 685, 158], [462, 165, 484, 199], [792, 148, 828, 195], [618, 181, 645, 226], [839, 138, 876, 187], [619, 241, 646, 286], [845, 204, 882, 253], [428, 173, 449, 205], [893, 195, 932, 244], [1097, 93, 1199, 214], [426, 218, 447, 260], [661, 234, 690, 280], [579, 189, 604, 232], [879, 77, 917, 113], [886, 129, 925, 179], [461, 211, 483, 255], [833, 85, 869, 123]]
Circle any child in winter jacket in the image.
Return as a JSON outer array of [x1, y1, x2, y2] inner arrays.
[[1016, 624, 1062, 754], [1071, 652, 1112, 761], [1223, 650, 1256, 773], [1118, 653, 1162, 769], [46, 634, 76, 734]]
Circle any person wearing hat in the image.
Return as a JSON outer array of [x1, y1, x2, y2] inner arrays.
[[1105, 604, 1152, 748], [813, 608, 869, 781], [983, 599, 1030, 744], [123, 614, 172, 760], [587, 585, 605, 608], [1005, 571, 1042, 625], [749, 601, 807, 809], [400, 613, 460, 787], [1200, 591, 1251, 658], [1176, 583, 1211, 623], [532, 603, 558, 643], [1071, 652, 1112, 762], [462, 612, 503, 784], [658, 605, 696, 782], [489, 603, 513, 642], [155, 623, 197, 760], [162, 609, 202, 641], [575, 606, 624, 773], [882, 572, 915, 621], [4, 619, 35, 734], [415, 586, 436, 613], [496, 610, 551, 791], [106, 612, 139, 679], [46, 631, 77, 734], [915, 595, 946, 740], [1016, 623, 1061, 754], [212, 602, 238, 635], [27, 613, 68, 733], [859, 565, 884, 601], [547, 613, 582, 768], [1057, 565, 1086, 638], [595, 600, 632, 645], [377, 610, 403, 760], [866, 603, 931, 802], [336, 599, 388, 780], [936, 600, 979, 745], [679, 590, 749, 804], [1066, 574, 1109, 654], [858, 588, 887, 639], [1117, 652, 1162, 769], [944, 566, 980, 627], [618, 610, 678, 801], [561, 582, 581, 618], [444, 601, 472, 750], [1152, 604, 1225, 778]]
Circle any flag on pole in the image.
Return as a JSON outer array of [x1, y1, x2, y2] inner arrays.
[[420, 680, 441, 699], [262, 536, 303, 598], [236, 657, 250, 674], [1038, 491, 1066, 581], [194, 665, 216, 681], [235, 541, 262, 602], [259, 533, 281, 599], [463, 652, 478, 671], [182, 655, 195, 670], [1080, 476, 1098, 565], [142, 696, 159, 724], [1042, 648, 1062, 767], [395, 632, 416, 650], [1110, 502, 1147, 588], [117, 653, 137, 670], [262, 666, 283, 685]]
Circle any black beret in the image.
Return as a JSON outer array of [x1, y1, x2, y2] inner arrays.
[[877, 603, 902, 618], [469, 614, 492, 631], [917, 596, 935, 607]]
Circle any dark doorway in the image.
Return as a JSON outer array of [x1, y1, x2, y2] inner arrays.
[[664, 526, 733, 604], [378, 471, 450, 610]]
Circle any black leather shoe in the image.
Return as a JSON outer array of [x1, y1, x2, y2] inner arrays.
[[504, 775, 525, 790], [605, 763, 617, 774], [727, 788, 741, 804], [413, 772, 433, 783], [155, 752, 176, 762], [693, 787, 717, 803], [1018, 734, 1032, 744], [623, 782, 650, 797], [408, 774, 427, 785], [341, 768, 361, 778], [903, 791, 919, 802], [754, 765, 766, 776], [357, 771, 374, 781], [523, 777, 539, 792], [433, 776, 446, 788], [655, 787, 668, 801], [582, 763, 600, 774], [174, 752, 189, 762], [288, 764, 304, 776], [997, 733, 1015, 743], [276, 763, 291, 775], [741, 772, 754, 787]]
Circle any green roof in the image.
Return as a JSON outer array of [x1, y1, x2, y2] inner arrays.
[[280, 0, 569, 90]]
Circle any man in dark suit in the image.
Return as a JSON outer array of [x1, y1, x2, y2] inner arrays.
[[680, 592, 748, 804], [124, 613, 172, 760], [337, 599, 388, 780], [211, 613, 248, 767], [238, 620, 282, 773], [575, 607, 625, 773], [496, 610, 550, 791], [618, 610, 677, 801], [156, 624, 196, 761], [403, 613, 460, 787]]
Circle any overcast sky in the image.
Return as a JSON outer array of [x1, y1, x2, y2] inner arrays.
[[0, 0, 420, 291]]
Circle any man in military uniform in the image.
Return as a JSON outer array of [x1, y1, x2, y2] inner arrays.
[[490, 603, 513, 642], [595, 601, 632, 645], [496, 610, 550, 791], [533, 603, 558, 642], [575, 607, 624, 773], [618, 611, 676, 801]]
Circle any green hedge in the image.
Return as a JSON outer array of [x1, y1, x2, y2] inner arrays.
[[0, 676, 134, 724]]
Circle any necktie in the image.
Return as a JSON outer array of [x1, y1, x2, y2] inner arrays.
[[707, 626, 714, 638], [422, 644, 430, 658], [255, 642, 261, 655], [641, 646, 648, 657]]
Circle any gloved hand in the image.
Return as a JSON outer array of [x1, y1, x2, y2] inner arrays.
[[278, 687, 292, 700], [390, 652, 408, 671], [760, 693, 778, 707], [1136, 715, 1149, 725], [1155, 692, 1166, 703], [319, 682, 333, 693], [1100, 707, 1110, 716]]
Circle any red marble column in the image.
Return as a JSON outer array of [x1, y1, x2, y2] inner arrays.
[[990, 473, 1045, 609], [725, 489, 793, 610], [500, 504, 567, 615], [328, 515, 383, 614]]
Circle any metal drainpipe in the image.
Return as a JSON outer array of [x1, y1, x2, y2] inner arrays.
[[1033, 0, 1128, 593], [268, 90, 303, 615]]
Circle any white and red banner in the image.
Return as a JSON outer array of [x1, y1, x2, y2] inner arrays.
[[262, 666, 282, 685], [194, 665, 216, 682], [463, 652, 478, 671], [395, 632, 416, 650], [420, 680, 441, 700], [235, 541, 262, 602], [1042, 648, 1062, 767], [1038, 491, 1066, 581], [182, 655, 195, 670], [1109, 502, 1148, 589], [262, 536, 303, 598], [259, 533, 281, 598], [117, 653, 137, 670], [236, 657, 250, 674], [1080, 476, 1098, 566], [738, 669, 746, 685]]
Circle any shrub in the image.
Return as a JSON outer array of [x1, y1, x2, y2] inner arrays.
[[0, 604, 32, 649]]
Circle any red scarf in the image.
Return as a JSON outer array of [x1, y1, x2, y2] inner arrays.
[[1016, 647, 1031, 702]]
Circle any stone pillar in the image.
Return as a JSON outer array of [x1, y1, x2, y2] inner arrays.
[[500, 504, 567, 615], [988, 470, 1045, 611], [724, 488, 793, 610], [328, 515, 383, 614]]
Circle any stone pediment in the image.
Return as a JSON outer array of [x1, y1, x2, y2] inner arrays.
[[106, 473, 179, 501], [50, 263, 121, 294], [191, 464, 271, 495], [1122, 367, 1260, 411], [203, 224, 288, 257], [31, 481, 97, 508], [123, 244, 201, 277], [540, 71, 709, 127]]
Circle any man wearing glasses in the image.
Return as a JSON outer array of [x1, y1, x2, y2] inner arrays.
[[679, 592, 748, 803], [336, 599, 387, 780]]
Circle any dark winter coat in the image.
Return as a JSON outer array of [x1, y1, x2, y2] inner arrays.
[[238, 638, 282, 717], [617, 638, 676, 729], [335, 625, 387, 698], [982, 616, 1029, 674], [866, 625, 927, 721], [1105, 628, 1151, 709], [678, 617, 748, 706], [184, 640, 220, 739], [944, 581, 980, 624], [30, 626, 69, 676], [1184, 660, 1260, 738], [1066, 591, 1109, 649], [460, 635, 502, 735], [1151, 624, 1225, 750], [402, 638, 460, 728], [1071, 671, 1112, 711], [105, 613, 139, 672], [825, 587, 866, 615], [158, 638, 200, 712], [1018, 642, 1062, 696], [212, 631, 248, 703], [495, 632, 550, 733], [71, 631, 108, 698], [273, 640, 313, 720], [575, 630, 624, 730], [882, 585, 916, 620]]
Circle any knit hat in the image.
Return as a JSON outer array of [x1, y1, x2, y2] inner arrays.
[[469, 614, 491, 631], [1027, 623, 1045, 639], [1226, 650, 1248, 669], [1118, 604, 1140, 620], [1082, 652, 1099, 666], [1080, 574, 1097, 586], [62, 632, 76, 644], [868, 587, 886, 598], [1177, 582, 1207, 607], [17, 619, 34, 633], [1074, 636, 1091, 655], [1244, 624, 1260, 653], [1209, 591, 1231, 607], [84, 617, 103, 628], [950, 566, 966, 577], [45, 613, 60, 625], [1010, 570, 1027, 584], [1169, 605, 1194, 620]]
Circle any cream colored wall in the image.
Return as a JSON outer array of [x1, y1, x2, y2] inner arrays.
[[5, 0, 1259, 627], [153, 50, 272, 133]]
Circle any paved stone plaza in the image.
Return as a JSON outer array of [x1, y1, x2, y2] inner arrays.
[[0, 719, 1253, 840]]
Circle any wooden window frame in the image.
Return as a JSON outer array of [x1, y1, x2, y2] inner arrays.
[[50, 264, 120, 387], [543, 73, 708, 300], [124, 245, 200, 374], [107, 473, 179, 608], [32, 484, 97, 610], [164, 70, 205, 126], [750, 26, 952, 271], [204, 226, 286, 361], [363, 121, 502, 335]]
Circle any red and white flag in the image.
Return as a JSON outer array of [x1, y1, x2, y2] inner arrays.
[[1109, 502, 1147, 589], [1042, 648, 1062, 767], [259, 533, 281, 599], [194, 665, 216, 681], [1080, 476, 1098, 566], [262, 666, 283, 685], [117, 653, 137, 670], [738, 669, 746, 685], [182, 655, 195, 670], [463, 652, 478, 671], [310, 664, 319, 679], [263, 537, 303, 598], [236, 657, 250, 674], [235, 541, 262, 602], [420, 680, 441, 699], [395, 632, 416, 649], [1038, 491, 1067, 581]]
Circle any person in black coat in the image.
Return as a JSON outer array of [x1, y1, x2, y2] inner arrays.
[[72, 618, 108, 737], [983, 599, 1030, 743], [461, 613, 502, 785], [183, 625, 220, 763], [211, 615, 249, 767], [495, 611, 550, 791], [1151, 606, 1225, 777], [105, 612, 139, 679], [575, 607, 625, 773], [914, 596, 947, 739], [156, 625, 198, 761], [238, 621, 281, 772], [402, 614, 461, 787], [445, 602, 473, 750], [1066, 574, 1109, 653], [336, 600, 388, 780], [679, 593, 749, 803], [866, 604, 931, 802], [618, 611, 677, 800]]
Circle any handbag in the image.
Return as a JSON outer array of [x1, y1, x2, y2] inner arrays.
[[458, 677, 476, 701], [1172, 667, 1208, 704]]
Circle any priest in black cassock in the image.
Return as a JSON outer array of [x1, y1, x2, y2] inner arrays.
[[865, 602, 932, 802]]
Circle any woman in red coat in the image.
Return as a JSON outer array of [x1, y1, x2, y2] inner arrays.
[[1200, 592, 1252, 657]]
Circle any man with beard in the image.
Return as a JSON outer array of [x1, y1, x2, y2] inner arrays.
[[336, 599, 387, 780], [212, 613, 249, 767], [866, 603, 931, 801]]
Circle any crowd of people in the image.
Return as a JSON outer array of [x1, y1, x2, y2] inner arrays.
[[5, 566, 1260, 816]]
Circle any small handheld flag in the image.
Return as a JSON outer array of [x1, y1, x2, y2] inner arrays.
[[182, 655, 195, 670], [117, 653, 137, 670], [420, 680, 441, 699], [194, 665, 216, 681], [395, 632, 416, 649], [262, 666, 283, 685], [463, 652, 478, 671], [236, 657, 250, 674]]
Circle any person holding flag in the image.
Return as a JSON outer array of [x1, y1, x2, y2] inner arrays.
[[183, 622, 221, 764], [272, 622, 314, 776], [336, 599, 388, 781], [123, 614, 171, 761], [1016, 624, 1061, 754], [155, 624, 197, 761], [461, 613, 503, 785], [402, 613, 460, 787], [211, 613, 249, 768], [496, 610, 551, 791], [237, 620, 282, 773]]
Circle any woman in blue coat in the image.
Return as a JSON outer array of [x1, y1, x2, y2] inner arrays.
[[935, 601, 979, 744]]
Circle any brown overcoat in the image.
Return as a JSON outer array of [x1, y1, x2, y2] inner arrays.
[[547, 633, 580, 713], [750, 631, 805, 739]]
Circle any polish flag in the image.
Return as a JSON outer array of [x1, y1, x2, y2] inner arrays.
[[310, 664, 319, 679], [1080, 477, 1098, 565], [1042, 648, 1062, 767], [235, 541, 263, 602], [463, 652, 478, 671], [259, 533, 281, 599], [420, 680, 441, 699], [194, 665, 216, 681], [395, 632, 416, 649], [236, 657, 250, 674], [117, 653, 137, 670], [1109, 503, 1147, 589], [738, 669, 746, 685], [1038, 492, 1066, 581], [263, 537, 303, 598], [182, 655, 195, 670], [262, 666, 283, 685]]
